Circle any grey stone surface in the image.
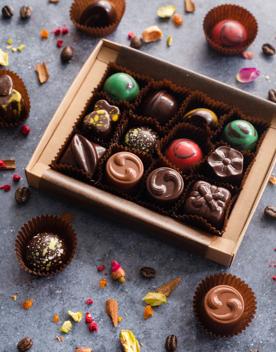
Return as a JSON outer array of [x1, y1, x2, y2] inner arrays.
[[0, 0, 275, 351]]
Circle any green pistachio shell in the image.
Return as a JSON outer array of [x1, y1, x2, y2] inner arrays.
[[103, 72, 140, 102], [143, 291, 167, 306], [157, 5, 176, 19], [119, 330, 140, 352]]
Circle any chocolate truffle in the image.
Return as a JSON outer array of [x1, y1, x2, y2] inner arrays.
[[142, 90, 178, 124], [185, 181, 231, 227], [106, 151, 144, 190], [208, 146, 244, 180], [184, 108, 219, 128], [124, 127, 158, 153], [212, 19, 247, 47], [146, 167, 184, 202], [79, 0, 116, 28], [203, 285, 245, 328], [223, 119, 258, 151], [60, 134, 106, 178], [166, 138, 203, 170], [0, 74, 23, 122], [103, 72, 140, 102], [83, 99, 120, 135], [25, 232, 66, 273]]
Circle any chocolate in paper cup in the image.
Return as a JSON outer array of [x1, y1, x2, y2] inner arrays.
[[0, 70, 30, 128], [70, 0, 126, 37], [203, 4, 258, 56], [193, 273, 256, 337], [15, 214, 77, 277]]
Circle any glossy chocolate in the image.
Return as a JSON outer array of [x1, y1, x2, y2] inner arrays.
[[212, 19, 247, 47], [185, 181, 231, 226], [208, 146, 244, 180], [124, 127, 158, 153], [106, 151, 144, 190], [26, 232, 66, 273], [203, 285, 245, 326], [142, 90, 178, 124], [166, 138, 203, 170], [184, 108, 219, 128], [94, 99, 120, 122], [60, 134, 106, 178], [79, 0, 116, 27], [103, 72, 140, 101], [223, 119, 258, 151], [146, 167, 184, 202], [83, 109, 111, 135]]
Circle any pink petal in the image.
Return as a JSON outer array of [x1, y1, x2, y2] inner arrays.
[[236, 67, 260, 83]]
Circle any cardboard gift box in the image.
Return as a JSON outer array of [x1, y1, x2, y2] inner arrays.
[[26, 40, 276, 267]]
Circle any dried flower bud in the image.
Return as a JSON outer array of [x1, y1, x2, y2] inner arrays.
[[17, 337, 33, 352], [165, 335, 177, 352], [130, 36, 143, 49], [15, 186, 31, 205], [61, 46, 74, 63], [2, 5, 14, 19], [20, 6, 32, 20]]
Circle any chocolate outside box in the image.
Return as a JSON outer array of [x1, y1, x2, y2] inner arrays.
[[25, 40, 276, 267]]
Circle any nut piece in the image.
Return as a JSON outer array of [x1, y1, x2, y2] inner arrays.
[[2, 5, 14, 19], [17, 337, 33, 352], [142, 26, 163, 43], [185, 0, 195, 13], [75, 348, 92, 352], [61, 46, 74, 63], [264, 205, 276, 219], [20, 6, 32, 19], [268, 89, 276, 103], [15, 186, 31, 205], [165, 335, 177, 352], [140, 266, 156, 279], [130, 36, 143, 49], [262, 43, 275, 56]]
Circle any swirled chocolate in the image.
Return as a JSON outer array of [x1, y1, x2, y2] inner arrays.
[[185, 181, 231, 226], [204, 285, 245, 326], [208, 146, 244, 180], [60, 134, 106, 178], [106, 151, 144, 190], [146, 167, 184, 202]]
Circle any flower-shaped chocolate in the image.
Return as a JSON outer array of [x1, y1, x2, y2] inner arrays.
[[185, 181, 231, 226], [208, 146, 244, 180]]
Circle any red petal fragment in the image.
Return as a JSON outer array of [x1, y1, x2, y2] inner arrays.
[[13, 174, 21, 182], [0, 184, 11, 192], [21, 124, 31, 136]]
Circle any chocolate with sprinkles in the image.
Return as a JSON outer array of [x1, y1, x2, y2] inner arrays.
[[124, 127, 158, 153]]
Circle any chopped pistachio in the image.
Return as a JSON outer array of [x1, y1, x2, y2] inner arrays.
[[119, 330, 140, 352], [68, 310, 83, 323], [0, 49, 9, 66], [60, 320, 72, 334], [6, 38, 13, 45], [167, 35, 173, 47], [17, 44, 26, 52], [143, 291, 167, 306]]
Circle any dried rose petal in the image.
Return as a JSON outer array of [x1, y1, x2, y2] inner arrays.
[[0, 184, 11, 192], [236, 68, 260, 83]]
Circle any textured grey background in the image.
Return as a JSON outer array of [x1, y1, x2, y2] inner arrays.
[[0, 0, 275, 351]]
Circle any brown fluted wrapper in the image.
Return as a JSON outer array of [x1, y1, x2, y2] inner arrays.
[[0, 70, 31, 128], [193, 273, 256, 337], [15, 214, 77, 277], [203, 4, 258, 56], [70, 0, 126, 37]]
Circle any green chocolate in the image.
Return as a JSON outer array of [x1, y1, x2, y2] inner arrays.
[[223, 119, 258, 151], [103, 72, 140, 102]]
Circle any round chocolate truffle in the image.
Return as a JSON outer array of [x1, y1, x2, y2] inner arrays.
[[25, 232, 66, 273], [142, 90, 178, 124], [79, 0, 117, 28], [208, 146, 244, 180], [146, 167, 184, 202], [203, 285, 245, 327], [106, 151, 144, 190], [212, 19, 247, 47], [166, 138, 203, 170], [124, 127, 158, 153], [103, 72, 140, 102], [223, 119, 258, 151], [184, 108, 219, 128]]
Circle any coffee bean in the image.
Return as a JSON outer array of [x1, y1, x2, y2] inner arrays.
[[20, 6, 32, 20], [2, 5, 14, 19], [61, 46, 74, 63], [130, 36, 143, 50], [262, 43, 275, 56], [17, 337, 33, 352], [15, 187, 31, 205], [165, 335, 177, 352], [268, 89, 276, 103], [264, 206, 276, 219], [140, 266, 156, 279]]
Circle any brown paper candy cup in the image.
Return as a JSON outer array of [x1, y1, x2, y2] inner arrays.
[[15, 214, 77, 277], [203, 4, 258, 56], [70, 0, 126, 37], [193, 273, 256, 337], [0, 70, 31, 128]]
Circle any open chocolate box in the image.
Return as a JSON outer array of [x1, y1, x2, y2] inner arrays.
[[26, 40, 276, 267]]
